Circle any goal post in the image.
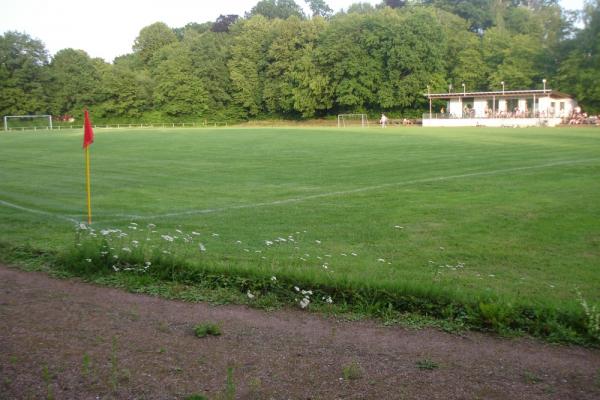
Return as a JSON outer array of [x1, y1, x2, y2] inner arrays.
[[337, 114, 369, 128], [3, 115, 53, 131]]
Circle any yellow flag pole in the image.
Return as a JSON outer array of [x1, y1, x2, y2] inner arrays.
[[85, 146, 92, 225]]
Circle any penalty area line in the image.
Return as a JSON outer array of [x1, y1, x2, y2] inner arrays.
[[108, 157, 600, 222]]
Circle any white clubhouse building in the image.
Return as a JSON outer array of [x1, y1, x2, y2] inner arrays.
[[423, 88, 577, 127]]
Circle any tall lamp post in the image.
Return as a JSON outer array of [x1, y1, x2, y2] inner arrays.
[[462, 83, 466, 95], [501, 81, 505, 95], [542, 78, 547, 93]]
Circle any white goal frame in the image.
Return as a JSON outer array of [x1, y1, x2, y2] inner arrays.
[[337, 114, 369, 128], [3, 115, 53, 131]]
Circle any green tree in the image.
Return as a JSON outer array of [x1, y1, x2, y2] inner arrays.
[[99, 64, 153, 119], [483, 27, 544, 89], [263, 17, 326, 115], [346, 2, 376, 14], [47, 49, 104, 116], [132, 22, 179, 65], [247, 0, 305, 19], [152, 43, 210, 117], [0, 31, 49, 115], [228, 16, 273, 116], [184, 30, 236, 116], [305, 0, 333, 17], [557, 0, 600, 113]]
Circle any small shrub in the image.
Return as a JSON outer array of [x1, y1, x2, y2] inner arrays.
[[194, 322, 222, 338], [184, 395, 208, 400], [341, 360, 363, 380]]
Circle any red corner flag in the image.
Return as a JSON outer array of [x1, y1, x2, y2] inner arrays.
[[83, 109, 94, 224], [83, 109, 94, 148]]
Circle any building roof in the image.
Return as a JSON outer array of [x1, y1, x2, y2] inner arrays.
[[426, 89, 572, 100]]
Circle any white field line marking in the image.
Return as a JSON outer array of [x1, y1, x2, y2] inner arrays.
[[0, 199, 79, 223], [109, 158, 600, 221]]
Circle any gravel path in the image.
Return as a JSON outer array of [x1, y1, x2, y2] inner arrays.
[[1, 265, 599, 399]]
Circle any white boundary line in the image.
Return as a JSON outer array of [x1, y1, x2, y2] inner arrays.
[[110, 158, 600, 221], [0, 199, 78, 223], [1, 158, 598, 224]]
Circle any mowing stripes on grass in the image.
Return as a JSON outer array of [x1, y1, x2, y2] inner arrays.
[[104, 157, 600, 221], [2, 157, 597, 223]]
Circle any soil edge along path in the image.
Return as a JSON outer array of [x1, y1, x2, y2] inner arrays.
[[1, 265, 599, 399]]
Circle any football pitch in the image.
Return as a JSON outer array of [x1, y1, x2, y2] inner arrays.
[[1, 126, 599, 311]]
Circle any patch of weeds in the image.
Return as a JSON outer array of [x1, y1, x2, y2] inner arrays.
[[184, 395, 209, 400], [248, 376, 263, 397], [523, 370, 543, 384], [214, 366, 236, 400], [341, 360, 363, 380], [9, 355, 18, 364], [577, 290, 600, 342], [81, 353, 91, 378], [41, 364, 54, 400], [416, 359, 439, 370], [225, 366, 236, 400], [194, 322, 222, 338]]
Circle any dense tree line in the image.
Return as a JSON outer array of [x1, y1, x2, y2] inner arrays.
[[1, 0, 599, 123]]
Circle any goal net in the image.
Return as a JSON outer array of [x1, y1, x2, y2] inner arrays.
[[3, 115, 53, 131], [337, 114, 369, 128]]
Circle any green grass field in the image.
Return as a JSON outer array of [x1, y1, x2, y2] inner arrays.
[[1, 126, 599, 339]]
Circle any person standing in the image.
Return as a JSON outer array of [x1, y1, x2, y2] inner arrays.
[[380, 113, 388, 128]]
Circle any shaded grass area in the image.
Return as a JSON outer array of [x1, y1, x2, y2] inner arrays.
[[0, 127, 599, 344]]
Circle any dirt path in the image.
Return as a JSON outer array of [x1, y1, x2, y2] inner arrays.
[[1, 265, 599, 400]]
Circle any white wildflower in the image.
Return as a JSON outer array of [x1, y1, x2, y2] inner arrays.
[[131, 240, 139, 246], [192, 231, 201, 236], [212, 233, 219, 237], [112, 265, 119, 272], [315, 240, 321, 244], [294, 286, 300, 292], [247, 290, 255, 299], [78, 223, 88, 230], [176, 229, 183, 234], [122, 247, 131, 253], [147, 223, 156, 229], [145, 261, 151, 267], [271, 276, 277, 282], [198, 243, 206, 252], [300, 297, 310, 309], [325, 296, 333, 304], [265, 240, 274, 246], [351, 252, 357, 257], [85, 258, 92, 263], [377, 258, 385, 263], [161, 235, 174, 242]]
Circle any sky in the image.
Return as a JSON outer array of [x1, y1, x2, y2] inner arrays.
[[0, 0, 586, 63]]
